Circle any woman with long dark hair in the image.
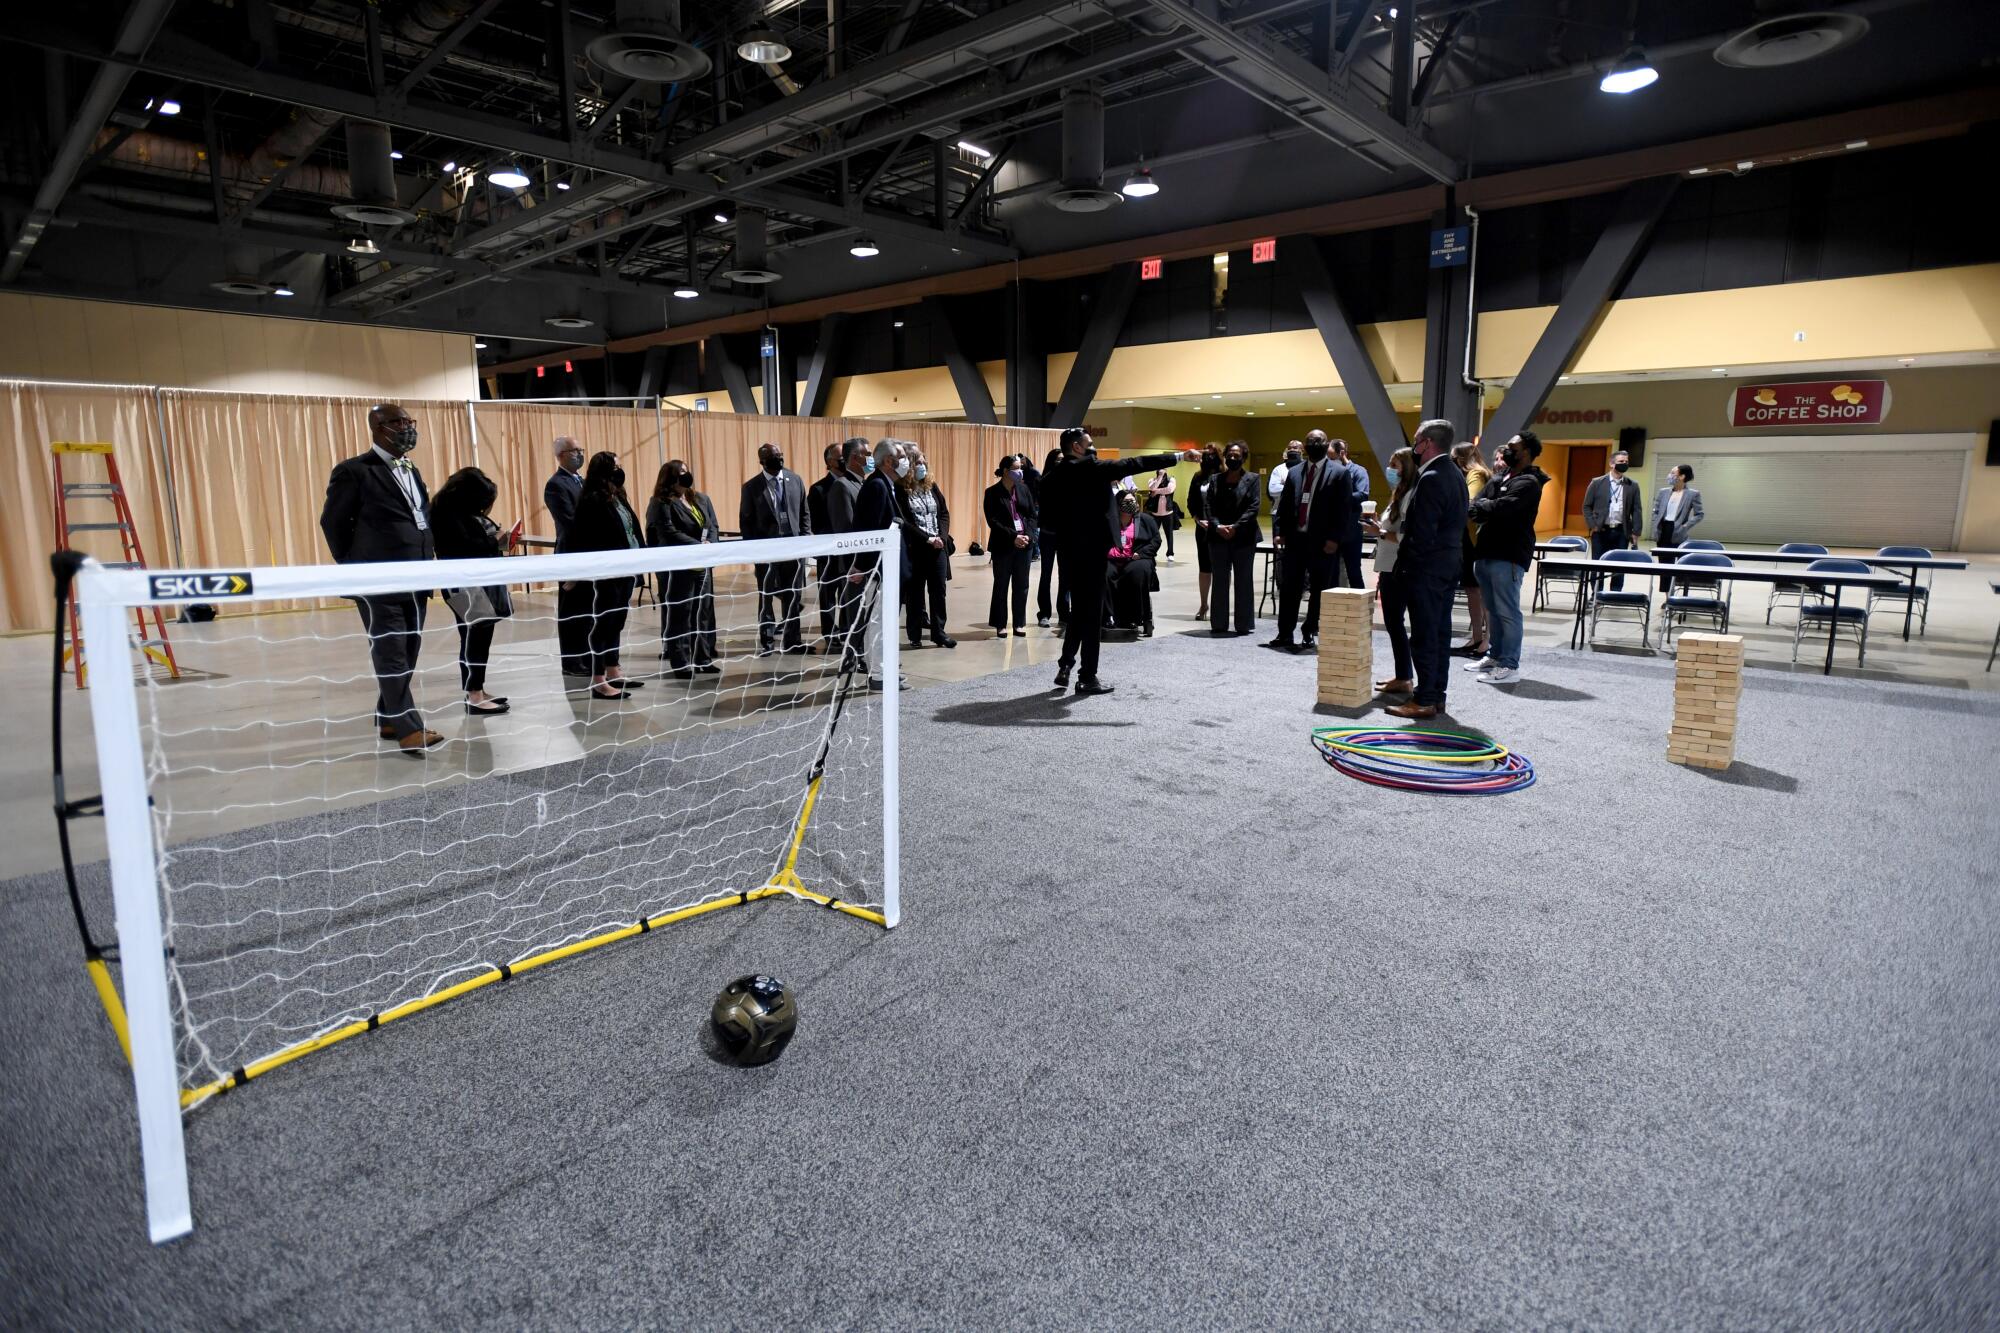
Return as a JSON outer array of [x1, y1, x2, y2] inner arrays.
[[557, 450, 645, 700], [430, 466, 512, 715], [644, 459, 722, 679]]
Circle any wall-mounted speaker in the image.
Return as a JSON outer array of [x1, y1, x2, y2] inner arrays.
[[1619, 426, 1647, 467]]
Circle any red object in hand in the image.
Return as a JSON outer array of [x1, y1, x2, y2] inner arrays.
[[506, 519, 524, 549]]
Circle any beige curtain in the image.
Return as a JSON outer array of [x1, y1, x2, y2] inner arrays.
[[156, 390, 476, 614], [469, 401, 661, 539], [0, 379, 174, 634]]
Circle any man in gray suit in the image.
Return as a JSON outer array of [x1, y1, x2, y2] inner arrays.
[[740, 442, 811, 653], [1581, 449, 1644, 590]]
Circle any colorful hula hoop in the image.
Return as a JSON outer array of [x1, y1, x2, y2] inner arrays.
[[1311, 726, 1536, 796]]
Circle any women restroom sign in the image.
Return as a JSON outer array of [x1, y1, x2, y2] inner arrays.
[[1728, 378, 1889, 426]]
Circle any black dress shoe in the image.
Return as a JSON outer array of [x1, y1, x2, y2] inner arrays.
[[1141, 624, 1154, 637], [1053, 664, 1071, 689], [933, 636, 957, 649], [670, 666, 696, 680], [696, 662, 720, 674], [1449, 642, 1486, 658], [1074, 678, 1115, 695], [1298, 638, 1318, 652], [1011, 628, 1026, 638], [465, 699, 510, 715], [1262, 636, 1295, 650]]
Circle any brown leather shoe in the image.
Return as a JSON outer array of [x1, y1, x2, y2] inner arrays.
[[1375, 678, 1414, 695], [1385, 702, 1439, 719], [398, 729, 446, 755], [379, 725, 397, 740]]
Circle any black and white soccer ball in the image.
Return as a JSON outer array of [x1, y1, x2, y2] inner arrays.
[[709, 975, 798, 1066]]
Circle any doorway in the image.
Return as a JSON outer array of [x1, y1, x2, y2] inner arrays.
[[1561, 444, 1607, 533]]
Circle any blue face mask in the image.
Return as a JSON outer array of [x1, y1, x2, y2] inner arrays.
[[863, 457, 876, 474], [1009, 468, 1024, 481], [914, 463, 928, 481], [1383, 467, 1400, 487]]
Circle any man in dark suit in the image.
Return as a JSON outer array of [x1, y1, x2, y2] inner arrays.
[[739, 442, 811, 653], [853, 438, 912, 692], [1388, 419, 1470, 720], [1040, 426, 1192, 695], [543, 436, 587, 674], [1266, 429, 1355, 653], [806, 442, 845, 649], [1581, 449, 1643, 591], [1333, 438, 1370, 588], [319, 402, 443, 755]]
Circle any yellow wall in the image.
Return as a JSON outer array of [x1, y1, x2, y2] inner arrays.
[[0, 292, 479, 399], [1049, 321, 1425, 403]]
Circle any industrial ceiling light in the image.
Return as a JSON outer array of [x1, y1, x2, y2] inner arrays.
[[1599, 48, 1659, 94], [672, 285, 699, 299], [441, 160, 457, 173], [1120, 167, 1159, 198], [714, 211, 731, 224], [737, 27, 792, 63], [545, 315, 595, 329], [849, 236, 880, 258], [893, 320, 905, 328], [488, 164, 532, 189], [555, 180, 572, 191], [346, 235, 380, 255], [956, 140, 994, 160], [389, 150, 403, 160], [272, 285, 295, 297], [157, 99, 182, 117], [475, 341, 488, 349]]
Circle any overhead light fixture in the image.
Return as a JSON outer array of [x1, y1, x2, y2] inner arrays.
[[714, 211, 731, 224], [1736, 160, 1755, 172], [441, 161, 456, 173], [555, 180, 571, 191], [850, 237, 880, 258], [488, 164, 531, 189], [1192, 405, 1202, 411], [1120, 167, 1159, 198], [475, 341, 488, 349], [737, 27, 792, 63], [1712, 367, 1728, 373], [1309, 388, 1320, 394], [1274, 401, 1285, 406], [1897, 356, 1915, 365], [272, 285, 295, 297], [389, 150, 403, 160], [1687, 167, 1710, 176], [1246, 411, 1255, 415], [1599, 48, 1659, 94], [545, 315, 595, 330], [893, 320, 905, 328], [157, 99, 182, 117], [956, 140, 994, 160], [672, 285, 699, 299], [1845, 139, 1868, 150], [1210, 394, 1221, 399], [346, 235, 379, 255], [1124, 400, 1133, 404]]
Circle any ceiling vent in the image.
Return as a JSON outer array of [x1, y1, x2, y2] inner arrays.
[[1048, 87, 1122, 214], [1714, 12, 1870, 68], [587, 0, 711, 83], [720, 208, 780, 284], [544, 315, 595, 329], [331, 121, 415, 225]]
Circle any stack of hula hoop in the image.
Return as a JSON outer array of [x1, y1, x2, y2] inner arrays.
[[1310, 726, 1536, 796]]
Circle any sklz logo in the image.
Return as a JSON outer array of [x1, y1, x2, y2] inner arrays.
[[149, 572, 253, 599]]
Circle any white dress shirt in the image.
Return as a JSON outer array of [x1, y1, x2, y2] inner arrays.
[[1606, 476, 1626, 527], [371, 443, 428, 530]]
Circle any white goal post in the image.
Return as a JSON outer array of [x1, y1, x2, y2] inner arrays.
[[75, 529, 900, 1243]]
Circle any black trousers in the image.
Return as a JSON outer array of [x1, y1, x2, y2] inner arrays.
[[1655, 520, 1680, 595], [1276, 547, 1333, 641], [660, 568, 716, 668], [1211, 543, 1256, 634], [990, 543, 1032, 629], [1157, 516, 1176, 557], [815, 562, 840, 643], [1405, 564, 1457, 708], [755, 560, 804, 650], [452, 612, 495, 693], [832, 560, 870, 673], [1590, 526, 1634, 589], [556, 579, 590, 674], [1037, 541, 1068, 622], [905, 545, 949, 642], [1378, 568, 1413, 680], [1338, 538, 1364, 590], [585, 578, 633, 676], [357, 593, 426, 737], [1056, 547, 1109, 679]]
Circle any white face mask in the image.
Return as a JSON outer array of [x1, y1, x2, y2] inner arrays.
[[894, 457, 911, 478]]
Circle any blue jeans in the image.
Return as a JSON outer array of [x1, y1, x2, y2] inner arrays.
[[1474, 558, 1526, 670]]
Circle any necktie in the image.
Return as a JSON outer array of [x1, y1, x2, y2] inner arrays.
[[1298, 463, 1316, 523]]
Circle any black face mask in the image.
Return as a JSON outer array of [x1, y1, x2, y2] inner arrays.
[[1201, 457, 1219, 473], [677, 472, 695, 491], [382, 423, 418, 454], [1499, 449, 1519, 471], [611, 467, 626, 486], [1226, 456, 1245, 472], [763, 457, 783, 475], [1613, 462, 1629, 474], [1304, 442, 1329, 461]]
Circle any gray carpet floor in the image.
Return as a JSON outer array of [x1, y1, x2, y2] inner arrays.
[[3, 627, 1997, 1329]]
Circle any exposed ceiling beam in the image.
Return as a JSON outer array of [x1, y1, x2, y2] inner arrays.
[[3, 0, 181, 282], [7, 14, 1017, 263], [1409, 11, 1471, 109], [1142, 0, 1460, 183], [388, 0, 507, 101]]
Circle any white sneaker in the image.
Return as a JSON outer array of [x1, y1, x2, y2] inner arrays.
[[1479, 666, 1520, 684], [1463, 656, 1498, 672]]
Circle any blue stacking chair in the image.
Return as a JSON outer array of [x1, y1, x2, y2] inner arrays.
[[1662, 553, 1732, 651], [1764, 542, 1829, 624], [1793, 558, 1871, 666], [1532, 535, 1589, 612], [1589, 548, 1656, 648], [1866, 545, 1933, 636]]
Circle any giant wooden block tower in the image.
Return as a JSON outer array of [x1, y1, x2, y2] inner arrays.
[[1668, 632, 1744, 770], [1317, 588, 1375, 708]]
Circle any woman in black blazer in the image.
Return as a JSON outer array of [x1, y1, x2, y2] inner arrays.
[[556, 451, 645, 699], [1206, 440, 1263, 635], [429, 466, 513, 715], [644, 460, 722, 679], [1187, 444, 1222, 620], [897, 446, 955, 649], [982, 452, 1038, 637], [1104, 490, 1162, 635]]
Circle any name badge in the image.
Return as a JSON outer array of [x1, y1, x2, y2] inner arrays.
[[1013, 515, 1025, 532]]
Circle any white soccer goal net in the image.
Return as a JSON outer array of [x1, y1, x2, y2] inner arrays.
[[74, 530, 901, 1242]]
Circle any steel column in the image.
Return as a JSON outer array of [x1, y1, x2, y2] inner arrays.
[[799, 314, 845, 417], [925, 297, 997, 425], [1051, 265, 1138, 430], [1282, 235, 1407, 459]]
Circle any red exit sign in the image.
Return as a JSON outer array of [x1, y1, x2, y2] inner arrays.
[[1251, 237, 1276, 264], [1139, 256, 1163, 280]]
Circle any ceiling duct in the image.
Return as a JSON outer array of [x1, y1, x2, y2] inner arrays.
[[332, 121, 415, 225], [587, 0, 712, 83], [721, 208, 780, 283], [1048, 86, 1122, 213], [211, 245, 275, 296], [1714, 12, 1870, 68]]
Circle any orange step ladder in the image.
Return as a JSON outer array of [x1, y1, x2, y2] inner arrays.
[[52, 441, 179, 689]]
